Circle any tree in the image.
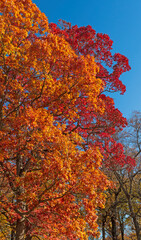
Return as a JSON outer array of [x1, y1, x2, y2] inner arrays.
[[98, 112, 141, 240], [112, 112, 141, 240], [97, 169, 135, 240], [0, 0, 133, 239]]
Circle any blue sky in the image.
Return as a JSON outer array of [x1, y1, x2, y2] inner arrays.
[[33, 0, 141, 119]]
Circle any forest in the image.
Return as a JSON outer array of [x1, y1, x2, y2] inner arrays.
[[0, 0, 140, 239]]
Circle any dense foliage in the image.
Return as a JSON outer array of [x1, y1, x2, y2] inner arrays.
[[0, 0, 136, 239]]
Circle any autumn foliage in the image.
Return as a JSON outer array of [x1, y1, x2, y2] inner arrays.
[[0, 0, 134, 239]]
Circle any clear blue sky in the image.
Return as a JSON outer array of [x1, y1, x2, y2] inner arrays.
[[33, 0, 141, 118]]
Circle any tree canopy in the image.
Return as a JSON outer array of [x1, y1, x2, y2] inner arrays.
[[0, 0, 135, 239]]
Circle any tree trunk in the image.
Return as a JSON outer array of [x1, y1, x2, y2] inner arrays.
[[111, 192, 118, 240], [111, 214, 117, 240], [119, 219, 124, 240], [16, 218, 25, 240], [114, 171, 141, 240], [128, 198, 141, 240], [11, 229, 15, 240], [15, 154, 26, 240], [102, 215, 106, 240]]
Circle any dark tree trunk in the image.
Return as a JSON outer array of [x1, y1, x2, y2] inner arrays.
[[111, 191, 119, 240], [119, 218, 124, 240], [114, 171, 141, 240], [15, 155, 26, 240], [102, 214, 106, 240], [128, 198, 141, 240], [111, 214, 117, 240], [11, 229, 15, 240]]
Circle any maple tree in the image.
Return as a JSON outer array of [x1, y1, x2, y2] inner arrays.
[[49, 20, 134, 169], [0, 0, 134, 239]]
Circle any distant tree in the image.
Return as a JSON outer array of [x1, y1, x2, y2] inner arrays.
[[103, 112, 141, 240]]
